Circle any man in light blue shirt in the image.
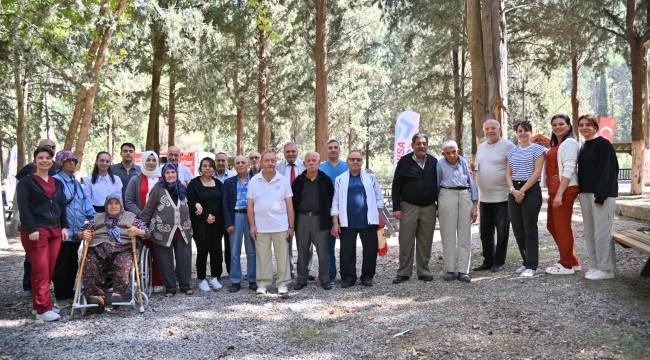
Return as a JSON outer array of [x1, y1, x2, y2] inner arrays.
[[436, 140, 478, 283], [319, 139, 348, 279]]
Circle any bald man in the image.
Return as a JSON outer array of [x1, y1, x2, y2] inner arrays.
[[167, 146, 193, 185], [473, 119, 515, 273]]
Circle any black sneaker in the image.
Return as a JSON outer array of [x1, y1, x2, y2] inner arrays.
[[417, 275, 434, 282], [248, 282, 258, 291], [392, 275, 410, 284], [361, 279, 374, 287], [458, 273, 471, 283], [443, 272, 456, 281], [472, 263, 492, 271], [322, 283, 332, 290], [341, 281, 355, 288], [229, 283, 241, 293], [293, 282, 307, 291], [490, 264, 504, 272]]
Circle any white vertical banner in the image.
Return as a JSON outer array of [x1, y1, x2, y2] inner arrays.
[[393, 111, 420, 168]]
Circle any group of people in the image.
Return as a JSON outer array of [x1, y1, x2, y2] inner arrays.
[[16, 113, 619, 323], [389, 114, 618, 288]]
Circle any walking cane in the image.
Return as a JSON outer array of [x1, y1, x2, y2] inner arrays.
[[131, 236, 145, 313], [71, 231, 93, 317]]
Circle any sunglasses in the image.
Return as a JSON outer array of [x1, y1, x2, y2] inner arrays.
[[348, 158, 362, 162]]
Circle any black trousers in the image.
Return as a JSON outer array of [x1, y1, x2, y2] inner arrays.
[[23, 258, 31, 291], [508, 182, 542, 270], [339, 226, 378, 284], [479, 201, 510, 267], [193, 222, 226, 280], [53, 241, 81, 300]]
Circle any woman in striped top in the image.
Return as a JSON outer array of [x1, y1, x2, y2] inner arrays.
[[506, 120, 546, 278]]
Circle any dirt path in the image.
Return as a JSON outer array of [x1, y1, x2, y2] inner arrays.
[[1, 204, 648, 359]]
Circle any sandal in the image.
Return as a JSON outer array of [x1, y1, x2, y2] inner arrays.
[[182, 289, 194, 296]]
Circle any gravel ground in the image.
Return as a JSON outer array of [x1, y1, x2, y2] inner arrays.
[[1, 202, 649, 359]]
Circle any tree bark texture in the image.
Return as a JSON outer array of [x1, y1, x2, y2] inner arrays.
[[314, 0, 329, 158], [452, 44, 465, 155], [236, 95, 245, 155], [481, 0, 508, 136], [626, 0, 648, 194], [168, 59, 177, 148], [147, 24, 165, 153], [465, 0, 486, 156], [570, 44, 580, 136], [257, 28, 268, 152]]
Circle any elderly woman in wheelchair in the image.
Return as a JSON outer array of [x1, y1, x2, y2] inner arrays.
[[75, 194, 149, 311]]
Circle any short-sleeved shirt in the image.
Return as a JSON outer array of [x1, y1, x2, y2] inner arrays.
[[507, 144, 546, 181], [248, 172, 293, 233], [319, 161, 348, 184], [476, 138, 515, 203], [235, 176, 250, 210], [346, 174, 368, 229]]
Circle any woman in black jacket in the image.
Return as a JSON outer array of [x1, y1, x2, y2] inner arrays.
[[187, 157, 226, 292], [577, 114, 619, 280], [17, 146, 68, 322]]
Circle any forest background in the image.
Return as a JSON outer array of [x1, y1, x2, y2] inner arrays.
[[0, 0, 647, 185]]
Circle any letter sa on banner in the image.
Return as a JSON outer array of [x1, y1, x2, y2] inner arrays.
[[393, 111, 421, 169]]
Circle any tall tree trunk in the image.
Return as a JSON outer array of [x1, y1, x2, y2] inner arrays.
[[257, 28, 268, 152], [64, 0, 128, 158], [12, 0, 26, 170], [465, 0, 486, 157], [168, 59, 177, 147], [627, 0, 648, 195], [107, 109, 114, 155], [236, 95, 245, 155], [570, 44, 580, 136], [147, 25, 165, 152], [481, 0, 508, 136], [44, 69, 54, 139], [314, 0, 329, 158], [452, 45, 464, 154]]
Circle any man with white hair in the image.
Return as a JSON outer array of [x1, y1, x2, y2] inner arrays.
[[291, 151, 334, 290], [473, 119, 515, 273], [437, 140, 478, 283], [167, 146, 193, 185]]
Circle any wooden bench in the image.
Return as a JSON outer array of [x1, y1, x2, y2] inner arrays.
[[612, 229, 650, 277]]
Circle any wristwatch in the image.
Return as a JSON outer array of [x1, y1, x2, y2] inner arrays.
[[509, 187, 515, 193]]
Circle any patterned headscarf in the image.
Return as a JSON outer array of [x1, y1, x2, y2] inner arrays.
[[157, 163, 187, 200], [55, 150, 78, 170], [104, 193, 124, 242]]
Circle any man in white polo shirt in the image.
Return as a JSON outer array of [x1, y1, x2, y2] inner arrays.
[[247, 150, 295, 297]]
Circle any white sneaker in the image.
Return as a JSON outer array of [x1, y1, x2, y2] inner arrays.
[[256, 287, 267, 295], [545, 263, 575, 275], [515, 265, 526, 274], [153, 286, 165, 294], [198, 279, 211, 292], [585, 269, 615, 280], [277, 286, 289, 296], [573, 265, 582, 272], [585, 269, 598, 278], [520, 269, 535, 277], [209, 278, 223, 290], [35, 310, 60, 322]]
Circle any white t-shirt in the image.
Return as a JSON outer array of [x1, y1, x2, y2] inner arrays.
[[475, 138, 515, 203], [248, 172, 293, 233]]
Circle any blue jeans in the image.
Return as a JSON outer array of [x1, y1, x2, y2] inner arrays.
[[328, 234, 337, 278], [229, 213, 256, 284]]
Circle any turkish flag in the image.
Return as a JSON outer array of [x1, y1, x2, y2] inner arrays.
[[598, 116, 616, 143]]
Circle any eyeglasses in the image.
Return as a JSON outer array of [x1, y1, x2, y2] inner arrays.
[[235, 161, 247, 165], [348, 158, 362, 162]]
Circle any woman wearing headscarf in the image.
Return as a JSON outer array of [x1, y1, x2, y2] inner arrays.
[[83, 151, 122, 213], [52, 151, 95, 309], [140, 163, 194, 296], [124, 150, 164, 290], [78, 194, 148, 310], [17, 146, 68, 322], [187, 157, 226, 292]]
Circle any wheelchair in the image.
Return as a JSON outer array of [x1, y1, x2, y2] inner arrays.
[[71, 236, 152, 317]]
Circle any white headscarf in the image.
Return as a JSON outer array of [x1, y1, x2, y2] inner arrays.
[[141, 151, 160, 179]]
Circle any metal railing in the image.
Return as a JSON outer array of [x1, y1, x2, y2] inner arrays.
[[619, 168, 631, 181]]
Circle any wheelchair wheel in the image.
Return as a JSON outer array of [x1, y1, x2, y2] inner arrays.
[[133, 292, 149, 313], [139, 246, 153, 297]]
